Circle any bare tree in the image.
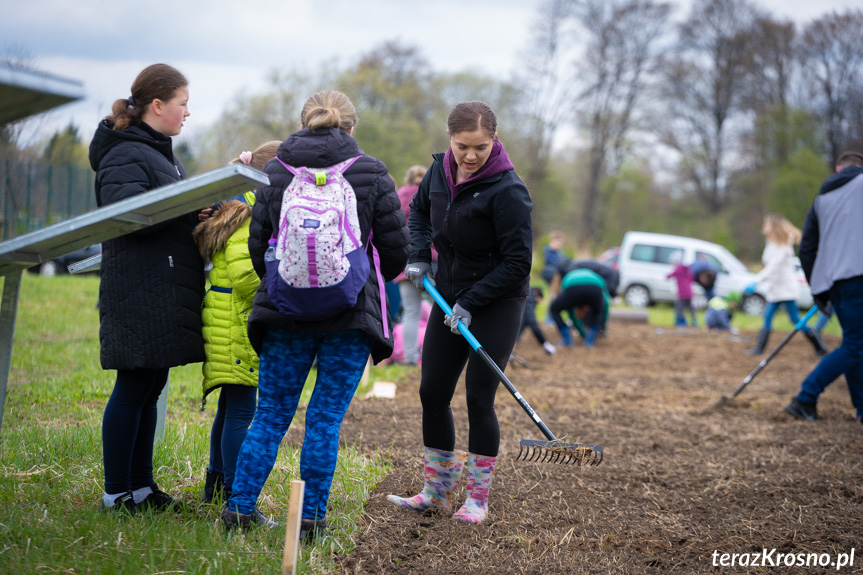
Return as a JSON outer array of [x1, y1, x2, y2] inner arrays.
[[738, 17, 799, 168], [512, 0, 580, 195], [571, 0, 672, 243], [742, 17, 796, 113], [797, 9, 863, 165], [655, 0, 761, 213]]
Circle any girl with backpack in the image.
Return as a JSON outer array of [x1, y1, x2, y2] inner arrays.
[[192, 141, 280, 505], [221, 90, 409, 541], [386, 101, 533, 524]]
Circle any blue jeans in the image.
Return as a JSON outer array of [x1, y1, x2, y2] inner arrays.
[[814, 310, 832, 332], [226, 328, 372, 521], [763, 300, 809, 332], [208, 384, 257, 491], [797, 276, 863, 418], [674, 298, 697, 327], [385, 281, 402, 324]]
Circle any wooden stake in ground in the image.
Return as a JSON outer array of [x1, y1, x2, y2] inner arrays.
[[281, 480, 305, 575]]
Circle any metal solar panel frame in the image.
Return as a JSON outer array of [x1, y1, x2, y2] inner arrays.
[[0, 164, 269, 433]]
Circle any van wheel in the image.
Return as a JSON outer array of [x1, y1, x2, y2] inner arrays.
[[742, 294, 766, 316], [624, 284, 651, 308]]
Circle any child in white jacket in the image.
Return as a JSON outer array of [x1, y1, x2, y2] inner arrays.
[[746, 213, 827, 356]]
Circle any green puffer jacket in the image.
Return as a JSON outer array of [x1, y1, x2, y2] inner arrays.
[[193, 192, 259, 406]]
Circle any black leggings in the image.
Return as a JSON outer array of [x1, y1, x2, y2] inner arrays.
[[420, 297, 525, 457], [102, 367, 169, 493]]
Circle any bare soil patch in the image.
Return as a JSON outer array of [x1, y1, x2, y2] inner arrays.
[[335, 322, 862, 574]]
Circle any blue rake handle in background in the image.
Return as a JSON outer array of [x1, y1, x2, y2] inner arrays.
[[728, 305, 819, 399], [422, 277, 603, 466]]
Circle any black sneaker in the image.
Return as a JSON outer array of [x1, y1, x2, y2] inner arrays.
[[99, 491, 136, 515], [220, 506, 279, 532], [300, 518, 329, 543], [136, 483, 181, 512], [785, 397, 818, 421]]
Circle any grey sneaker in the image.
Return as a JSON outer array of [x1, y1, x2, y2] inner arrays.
[[785, 397, 818, 421], [221, 506, 279, 532]]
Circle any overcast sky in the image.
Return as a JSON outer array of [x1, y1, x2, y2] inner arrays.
[[3, 0, 857, 146]]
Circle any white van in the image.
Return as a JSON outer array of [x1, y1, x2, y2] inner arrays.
[[617, 231, 813, 315]]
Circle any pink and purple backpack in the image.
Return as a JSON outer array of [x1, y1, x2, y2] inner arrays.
[[265, 156, 381, 323]]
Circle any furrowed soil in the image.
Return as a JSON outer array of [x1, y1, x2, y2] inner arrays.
[[334, 322, 862, 574]]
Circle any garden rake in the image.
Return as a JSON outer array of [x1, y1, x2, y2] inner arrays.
[[719, 305, 819, 405], [423, 278, 603, 466]]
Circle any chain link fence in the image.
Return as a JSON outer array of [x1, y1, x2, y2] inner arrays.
[[0, 159, 95, 240]]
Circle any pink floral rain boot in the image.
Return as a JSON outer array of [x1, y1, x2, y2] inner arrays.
[[453, 453, 497, 524], [386, 447, 468, 514]]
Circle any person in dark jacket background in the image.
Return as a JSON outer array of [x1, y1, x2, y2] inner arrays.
[[387, 101, 533, 525], [550, 267, 609, 348], [88, 63, 205, 513], [221, 90, 409, 540], [785, 151, 863, 422], [517, 286, 556, 355]]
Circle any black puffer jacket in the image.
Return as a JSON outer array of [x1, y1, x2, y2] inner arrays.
[[88, 119, 206, 370], [247, 128, 409, 364], [408, 147, 533, 312]]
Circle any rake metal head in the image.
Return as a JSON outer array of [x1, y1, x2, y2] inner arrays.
[[516, 439, 604, 466]]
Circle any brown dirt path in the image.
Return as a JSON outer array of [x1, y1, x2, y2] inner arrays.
[[334, 323, 862, 574]]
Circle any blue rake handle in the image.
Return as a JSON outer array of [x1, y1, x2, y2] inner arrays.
[[730, 305, 819, 398], [422, 277, 603, 464]]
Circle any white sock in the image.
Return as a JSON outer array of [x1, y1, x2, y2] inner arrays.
[[131, 485, 153, 504], [102, 491, 129, 508]]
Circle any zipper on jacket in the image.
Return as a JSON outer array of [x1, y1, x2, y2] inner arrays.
[[168, 255, 174, 268]]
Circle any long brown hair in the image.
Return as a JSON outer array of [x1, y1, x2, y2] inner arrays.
[[106, 63, 188, 131], [764, 213, 802, 246]]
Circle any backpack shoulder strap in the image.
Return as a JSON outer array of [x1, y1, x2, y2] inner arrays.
[[366, 229, 389, 339], [334, 155, 363, 175], [276, 157, 298, 176], [276, 156, 363, 185]]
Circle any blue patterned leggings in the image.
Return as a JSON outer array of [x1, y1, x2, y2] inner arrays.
[[226, 327, 372, 520]]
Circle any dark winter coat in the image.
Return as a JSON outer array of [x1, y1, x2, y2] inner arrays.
[[247, 128, 409, 364], [88, 119, 206, 370], [408, 142, 533, 312]]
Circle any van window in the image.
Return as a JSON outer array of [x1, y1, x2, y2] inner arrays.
[[695, 251, 727, 273], [631, 243, 683, 264]]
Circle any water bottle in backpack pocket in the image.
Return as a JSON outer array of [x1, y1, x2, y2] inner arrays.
[[265, 155, 371, 320]]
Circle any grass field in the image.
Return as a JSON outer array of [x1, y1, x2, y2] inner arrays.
[[0, 273, 837, 573], [0, 273, 412, 574]]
